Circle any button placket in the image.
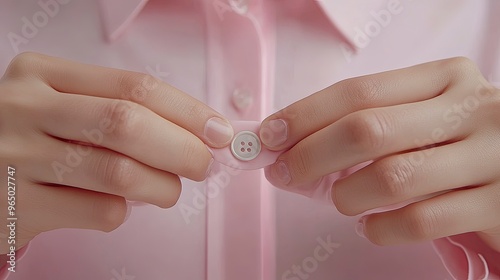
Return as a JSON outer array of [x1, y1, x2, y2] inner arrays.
[[232, 88, 254, 111], [203, 1, 277, 279]]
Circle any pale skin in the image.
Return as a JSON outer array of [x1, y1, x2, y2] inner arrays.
[[1, 54, 499, 259], [261, 57, 500, 252], [0, 53, 234, 255]]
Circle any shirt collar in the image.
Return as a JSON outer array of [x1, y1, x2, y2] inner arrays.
[[99, 0, 387, 49], [316, 0, 390, 50]]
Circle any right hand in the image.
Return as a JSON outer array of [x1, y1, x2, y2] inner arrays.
[[0, 53, 234, 253]]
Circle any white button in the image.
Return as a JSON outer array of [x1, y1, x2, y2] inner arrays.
[[229, 0, 249, 15], [232, 88, 253, 111], [231, 131, 261, 161]]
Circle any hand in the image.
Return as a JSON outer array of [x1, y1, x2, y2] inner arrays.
[[0, 53, 234, 253], [260, 57, 500, 251]]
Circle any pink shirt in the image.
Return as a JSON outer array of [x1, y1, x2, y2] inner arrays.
[[1, 0, 500, 279]]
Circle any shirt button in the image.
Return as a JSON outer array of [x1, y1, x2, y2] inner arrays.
[[231, 131, 261, 161], [229, 0, 249, 14], [232, 88, 253, 111]]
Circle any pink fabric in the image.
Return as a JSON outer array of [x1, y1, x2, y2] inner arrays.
[[98, 0, 149, 41], [1, 0, 500, 279], [316, 0, 388, 49], [433, 234, 500, 280]]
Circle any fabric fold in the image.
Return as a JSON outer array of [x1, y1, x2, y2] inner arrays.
[[98, 0, 150, 41], [433, 233, 500, 280]]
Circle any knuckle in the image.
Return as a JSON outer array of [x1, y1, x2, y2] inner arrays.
[[478, 87, 500, 118], [337, 77, 384, 109], [289, 143, 314, 180], [5, 52, 45, 77], [403, 205, 442, 241], [289, 97, 325, 127], [101, 100, 142, 140], [101, 155, 137, 194], [93, 196, 127, 232], [166, 96, 208, 132], [116, 72, 159, 103], [457, 78, 500, 128], [177, 98, 204, 120], [374, 157, 416, 199], [344, 112, 390, 151], [450, 57, 477, 72], [443, 57, 479, 81]]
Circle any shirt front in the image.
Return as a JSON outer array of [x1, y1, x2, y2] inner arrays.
[[1, 0, 500, 279]]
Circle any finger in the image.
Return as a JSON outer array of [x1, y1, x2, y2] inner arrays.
[[17, 181, 128, 234], [334, 136, 498, 216], [260, 57, 479, 150], [358, 184, 500, 246], [6, 52, 233, 147], [27, 139, 181, 208], [268, 93, 472, 188], [37, 92, 212, 181]]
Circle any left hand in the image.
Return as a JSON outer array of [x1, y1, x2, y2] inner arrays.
[[260, 57, 500, 251]]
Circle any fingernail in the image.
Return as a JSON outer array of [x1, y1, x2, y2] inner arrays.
[[260, 119, 288, 147], [356, 217, 367, 238], [273, 160, 291, 185], [204, 117, 234, 146], [124, 202, 132, 223]]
